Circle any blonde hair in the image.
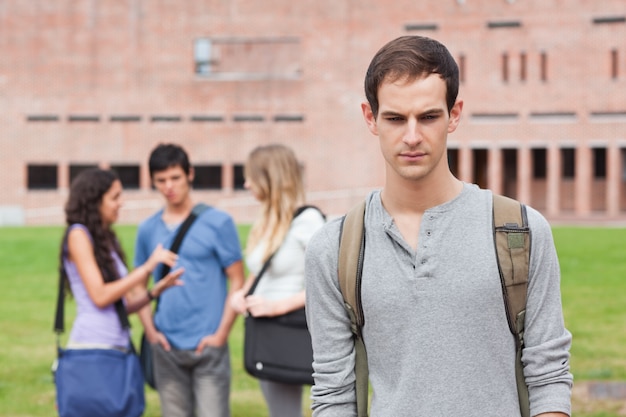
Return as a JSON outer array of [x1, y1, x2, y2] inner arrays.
[[245, 144, 305, 261]]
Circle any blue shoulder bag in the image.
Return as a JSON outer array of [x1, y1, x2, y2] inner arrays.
[[52, 228, 145, 417]]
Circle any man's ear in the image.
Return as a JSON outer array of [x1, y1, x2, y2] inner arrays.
[[448, 99, 463, 133], [362, 102, 379, 136], [188, 167, 195, 184]]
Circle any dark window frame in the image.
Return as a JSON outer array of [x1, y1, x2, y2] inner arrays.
[[27, 164, 58, 190], [111, 164, 141, 190], [193, 165, 223, 190]]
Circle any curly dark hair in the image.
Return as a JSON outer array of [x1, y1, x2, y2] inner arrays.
[[61, 168, 127, 287]]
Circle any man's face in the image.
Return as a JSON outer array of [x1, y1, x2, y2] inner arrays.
[[362, 73, 462, 185], [151, 165, 194, 206]]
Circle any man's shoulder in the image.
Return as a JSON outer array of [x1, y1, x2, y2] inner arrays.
[[137, 209, 164, 231], [308, 215, 343, 253], [196, 204, 233, 223], [192, 205, 240, 237]]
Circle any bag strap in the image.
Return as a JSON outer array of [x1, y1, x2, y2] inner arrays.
[[492, 193, 531, 417], [148, 203, 210, 315], [247, 205, 324, 297], [337, 195, 531, 417], [160, 203, 210, 279], [338, 200, 368, 417], [54, 227, 131, 336]]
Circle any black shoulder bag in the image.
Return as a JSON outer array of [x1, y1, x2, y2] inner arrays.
[[139, 203, 210, 389], [243, 206, 324, 385]]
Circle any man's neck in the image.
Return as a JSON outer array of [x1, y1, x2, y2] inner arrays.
[[380, 172, 463, 251], [163, 198, 194, 224], [381, 172, 463, 216]]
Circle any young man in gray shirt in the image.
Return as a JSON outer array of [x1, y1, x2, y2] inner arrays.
[[304, 35, 572, 417]]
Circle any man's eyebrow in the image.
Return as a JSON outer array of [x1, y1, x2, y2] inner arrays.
[[379, 108, 445, 117], [421, 108, 445, 115], [379, 110, 404, 117]]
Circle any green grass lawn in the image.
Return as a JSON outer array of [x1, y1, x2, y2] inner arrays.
[[0, 225, 625, 416]]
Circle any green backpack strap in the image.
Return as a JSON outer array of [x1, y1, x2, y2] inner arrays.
[[338, 200, 369, 417], [492, 194, 531, 417]]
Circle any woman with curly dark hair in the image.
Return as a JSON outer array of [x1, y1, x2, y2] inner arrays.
[[61, 168, 183, 349]]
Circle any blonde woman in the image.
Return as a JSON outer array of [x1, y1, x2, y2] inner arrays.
[[231, 144, 325, 417]]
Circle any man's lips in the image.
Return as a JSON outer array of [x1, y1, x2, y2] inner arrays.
[[400, 152, 426, 160]]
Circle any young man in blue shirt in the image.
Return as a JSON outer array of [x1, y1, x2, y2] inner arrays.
[[135, 143, 244, 417]]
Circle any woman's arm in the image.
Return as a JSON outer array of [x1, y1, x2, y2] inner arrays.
[[244, 290, 305, 317], [68, 227, 178, 308], [230, 272, 257, 315], [124, 268, 184, 313]]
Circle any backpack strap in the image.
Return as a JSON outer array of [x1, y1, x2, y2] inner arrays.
[[492, 193, 531, 417], [338, 200, 369, 417]]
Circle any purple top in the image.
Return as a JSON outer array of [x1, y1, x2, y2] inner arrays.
[[64, 224, 130, 348]]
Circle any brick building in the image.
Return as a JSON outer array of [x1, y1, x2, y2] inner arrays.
[[1, 0, 625, 225]]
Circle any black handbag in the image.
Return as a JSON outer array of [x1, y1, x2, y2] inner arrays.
[[243, 207, 319, 385], [244, 307, 314, 385], [139, 203, 209, 389]]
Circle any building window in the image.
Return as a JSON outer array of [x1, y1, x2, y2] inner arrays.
[[592, 16, 626, 25], [447, 149, 459, 177], [69, 164, 98, 184], [611, 49, 619, 80], [540, 52, 548, 81], [194, 38, 214, 75], [502, 52, 509, 82], [110, 115, 142, 123], [68, 115, 100, 123], [190, 115, 224, 122], [150, 115, 182, 123], [26, 114, 59, 122], [233, 164, 245, 190], [593, 148, 607, 179], [194, 165, 222, 190], [194, 36, 301, 80], [503, 149, 518, 179], [532, 148, 547, 179], [404, 23, 439, 31], [487, 20, 521, 29], [27, 164, 58, 190], [472, 148, 488, 189], [561, 148, 575, 179], [233, 114, 265, 122], [274, 114, 304, 122], [111, 164, 140, 190], [520, 52, 527, 81]]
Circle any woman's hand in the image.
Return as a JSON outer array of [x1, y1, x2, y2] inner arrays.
[[151, 267, 185, 298], [144, 244, 178, 273], [244, 295, 279, 317], [230, 288, 248, 315]]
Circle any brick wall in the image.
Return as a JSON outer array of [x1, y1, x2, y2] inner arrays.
[[1, 0, 625, 225]]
